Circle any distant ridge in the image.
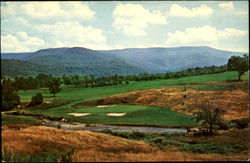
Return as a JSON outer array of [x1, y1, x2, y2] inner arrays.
[[99, 46, 243, 73], [1, 47, 146, 77], [1, 46, 243, 77]]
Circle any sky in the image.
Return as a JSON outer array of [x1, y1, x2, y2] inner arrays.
[[1, 1, 249, 53]]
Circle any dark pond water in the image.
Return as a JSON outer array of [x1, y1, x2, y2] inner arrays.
[[43, 119, 187, 133]]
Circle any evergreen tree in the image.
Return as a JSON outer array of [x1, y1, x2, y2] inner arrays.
[[29, 93, 43, 106], [1, 79, 20, 111]]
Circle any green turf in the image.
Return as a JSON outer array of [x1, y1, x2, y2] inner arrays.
[[190, 82, 236, 91], [26, 105, 198, 127], [13, 71, 248, 127], [1, 114, 39, 126], [18, 71, 249, 103]]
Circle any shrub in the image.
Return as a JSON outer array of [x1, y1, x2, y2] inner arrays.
[[234, 118, 249, 129], [217, 120, 230, 130], [105, 130, 145, 140], [129, 131, 147, 139], [181, 143, 245, 154], [148, 138, 184, 149], [159, 132, 185, 137], [29, 93, 43, 106]]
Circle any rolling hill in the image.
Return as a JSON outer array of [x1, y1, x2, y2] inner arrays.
[[1, 47, 146, 77], [1, 46, 243, 77], [99, 46, 243, 73]]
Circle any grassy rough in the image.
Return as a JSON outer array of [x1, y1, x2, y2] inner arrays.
[[1, 114, 39, 126], [2, 148, 68, 162], [105, 130, 247, 154]]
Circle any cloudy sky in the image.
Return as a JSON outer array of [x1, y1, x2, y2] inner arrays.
[[1, 1, 248, 53]]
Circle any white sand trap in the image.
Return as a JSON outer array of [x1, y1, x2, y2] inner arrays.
[[68, 113, 91, 117], [97, 105, 115, 108], [107, 113, 126, 117]]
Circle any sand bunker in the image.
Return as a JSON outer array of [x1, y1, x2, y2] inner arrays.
[[68, 113, 91, 117], [107, 113, 126, 117], [97, 105, 115, 108]]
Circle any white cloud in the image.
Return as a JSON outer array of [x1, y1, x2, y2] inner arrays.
[[168, 4, 213, 17], [218, 2, 234, 9], [32, 21, 107, 49], [218, 2, 247, 15], [113, 3, 167, 36], [211, 45, 249, 53], [217, 28, 247, 37], [0, 2, 20, 16], [234, 10, 248, 15], [20, 2, 62, 19], [83, 44, 124, 50], [34, 21, 106, 44], [60, 2, 95, 20], [2, 2, 95, 20], [166, 26, 247, 44], [16, 31, 29, 40], [1, 1, 105, 52], [166, 26, 218, 43], [1, 32, 46, 52]]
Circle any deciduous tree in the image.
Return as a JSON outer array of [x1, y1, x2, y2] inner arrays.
[[193, 99, 225, 135], [48, 77, 62, 97], [227, 54, 249, 80], [62, 75, 72, 87]]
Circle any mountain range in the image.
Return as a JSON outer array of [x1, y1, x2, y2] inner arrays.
[[1, 46, 243, 77]]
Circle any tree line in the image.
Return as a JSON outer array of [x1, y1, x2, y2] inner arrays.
[[0, 64, 228, 93], [126, 65, 228, 82]]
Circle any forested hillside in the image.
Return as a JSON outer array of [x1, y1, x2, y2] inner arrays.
[[1, 46, 243, 77]]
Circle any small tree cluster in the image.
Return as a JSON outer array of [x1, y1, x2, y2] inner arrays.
[[29, 93, 43, 106], [193, 99, 225, 135], [1, 79, 20, 111]]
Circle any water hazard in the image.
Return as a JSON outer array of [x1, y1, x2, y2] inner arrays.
[[43, 119, 187, 133]]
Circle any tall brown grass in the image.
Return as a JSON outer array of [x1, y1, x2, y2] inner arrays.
[[2, 126, 248, 161], [86, 87, 249, 120]]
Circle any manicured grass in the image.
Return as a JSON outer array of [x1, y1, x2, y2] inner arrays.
[[191, 82, 236, 91], [26, 105, 197, 127], [18, 71, 249, 103], [1, 114, 39, 126]]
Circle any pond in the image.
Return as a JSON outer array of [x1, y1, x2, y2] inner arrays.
[[43, 119, 187, 133]]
